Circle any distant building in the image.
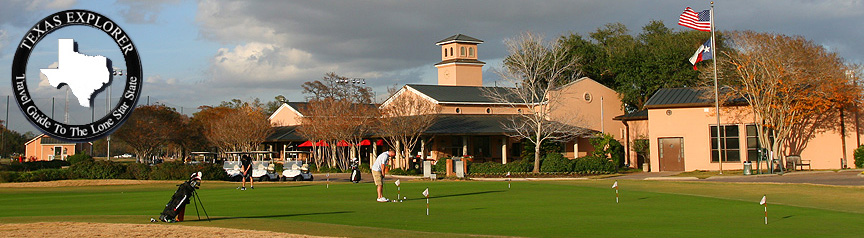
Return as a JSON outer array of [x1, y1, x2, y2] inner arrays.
[[265, 34, 626, 167], [24, 134, 91, 161]]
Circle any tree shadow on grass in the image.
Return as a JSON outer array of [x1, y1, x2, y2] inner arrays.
[[184, 211, 353, 222], [405, 190, 505, 201]]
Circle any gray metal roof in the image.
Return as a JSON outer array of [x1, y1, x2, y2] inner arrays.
[[406, 84, 527, 104], [436, 34, 484, 45], [644, 87, 747, 109], [424, 115, 513, 135], [265, 126, 305, 142], [434, 58, 486, 66], [613, 110, 648, 121]]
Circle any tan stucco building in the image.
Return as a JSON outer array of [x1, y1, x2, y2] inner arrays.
[[618, 87, 860, 172], [24, 134, 91, 161]]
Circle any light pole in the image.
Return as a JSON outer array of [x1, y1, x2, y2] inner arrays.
[[107, 69, 123, 160]]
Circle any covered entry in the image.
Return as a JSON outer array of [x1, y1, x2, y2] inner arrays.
[[658, 137, 684, 171]]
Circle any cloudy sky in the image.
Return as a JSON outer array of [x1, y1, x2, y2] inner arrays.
[[1, 0, 863, 134]]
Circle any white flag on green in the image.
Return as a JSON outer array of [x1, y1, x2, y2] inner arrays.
[[612, 181, 618, 189], [760, 195, 766, 205], [422, 188, 429, 198], [395, 179, 401, 186]]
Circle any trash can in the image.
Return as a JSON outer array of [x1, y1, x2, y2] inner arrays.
[[743, 161, 752, 175]]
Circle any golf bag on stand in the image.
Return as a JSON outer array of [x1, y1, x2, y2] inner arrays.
[[350, 158, 361, 183], [159, 172, 202, 222]]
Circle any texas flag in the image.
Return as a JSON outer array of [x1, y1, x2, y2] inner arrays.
[[689, 38, 713, 70]]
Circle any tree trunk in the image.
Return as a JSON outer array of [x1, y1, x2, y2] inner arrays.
[[533, 139, 541, 173]]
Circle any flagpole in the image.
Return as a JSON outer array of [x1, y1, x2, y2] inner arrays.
[[711, 1, 723, 174], [764, 195, 768, 225]]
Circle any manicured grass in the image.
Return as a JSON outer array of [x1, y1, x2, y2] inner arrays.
[[674, 170, 745, 179], [1, 180, 863, 237]]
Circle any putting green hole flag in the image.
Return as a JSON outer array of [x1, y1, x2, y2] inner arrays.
[[422, 188, 429, 197], [395, 179, 401, 186], [612, 181, 618, 189], [760, 195, 766, 205]]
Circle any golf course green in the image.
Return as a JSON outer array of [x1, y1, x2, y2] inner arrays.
[[1, 179, 862, 237]]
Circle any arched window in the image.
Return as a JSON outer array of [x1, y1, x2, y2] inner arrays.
[[455, 108, 461, 114], [469, 47, 474, 57], [486, 108, 492, 114], [444, 48, 447, 57], [460, 47, 466, 56], [450, 47, 453, 56]]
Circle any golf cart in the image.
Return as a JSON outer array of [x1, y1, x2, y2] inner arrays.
[[188, 152, 218, 164], [223, 151, 279, 182], [280, 160, 314, 181]]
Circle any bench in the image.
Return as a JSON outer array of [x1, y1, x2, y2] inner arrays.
[[785, 155, 811, 171]]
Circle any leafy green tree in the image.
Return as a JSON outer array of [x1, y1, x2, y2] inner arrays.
[[560, 21, 724, 111]]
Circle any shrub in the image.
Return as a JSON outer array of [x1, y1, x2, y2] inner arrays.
[[590, 133, 625, 168], [148, 161, 224, 180], [69, 161, 126, 179], [15, 169, 70, 182], [1, 160, 70, 172], [540, 153, 571, 172], [274, 163, 284, 173], [854, 145, 864, 169], [0, 171, 20, 183], [572, 156, 617, 174], [123, 162, 151, 180], [432, 160, 447, 173], [467, 159, 533, 175], [521, 140, 563, 161], [67, 153, 94, 165]]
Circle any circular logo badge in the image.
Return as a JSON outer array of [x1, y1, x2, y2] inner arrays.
[[10, 10, 142, 142]]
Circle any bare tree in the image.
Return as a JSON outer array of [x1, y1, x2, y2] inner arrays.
[[299, 72, 377, 170], [113, 105, 184, 163], [378, 87, 441, 168], [484, 32, 584, 173], [201, 105, 272, 153], [722, 31, 858, 166]]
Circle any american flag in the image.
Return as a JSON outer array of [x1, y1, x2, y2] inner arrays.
[[678, 7, 711, 32]]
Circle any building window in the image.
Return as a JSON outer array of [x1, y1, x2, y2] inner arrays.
[[746, 125, 774, 161], [450, 47, 453, 56], [455, 108, 461, 114], [710, 125, 740, 162], [486, 108, 491, 114], [469, 47, 474, 57], [444, 49, 447, 57], [583, 92, 592, 102], [460, 47, 466, 56], [517, 109, 523, 113]]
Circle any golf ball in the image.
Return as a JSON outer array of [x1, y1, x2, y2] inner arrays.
[[403, 197, 407, 200]]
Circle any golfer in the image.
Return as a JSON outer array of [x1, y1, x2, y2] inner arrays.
[[240, 155, 253, 190], [372, 150, 395, 202]]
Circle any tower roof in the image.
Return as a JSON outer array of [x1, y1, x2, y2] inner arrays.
[[436, 34, 484, 45]]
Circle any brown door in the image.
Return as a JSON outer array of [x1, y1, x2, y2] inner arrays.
[[659, 138, 685, 171]]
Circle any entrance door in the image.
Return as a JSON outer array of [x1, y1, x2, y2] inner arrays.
[[658, 138, 685, 171]]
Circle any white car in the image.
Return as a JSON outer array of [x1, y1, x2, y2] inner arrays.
[[281, 161, 314, 181]]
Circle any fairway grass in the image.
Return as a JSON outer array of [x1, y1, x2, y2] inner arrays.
[[1, 180, 863, 237]]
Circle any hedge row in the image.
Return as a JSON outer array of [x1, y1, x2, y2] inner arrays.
[[0, 160, 226, 183], [466, 153, 618, 175], [0, 160, 71, 172]]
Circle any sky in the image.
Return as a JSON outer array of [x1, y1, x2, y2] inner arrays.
[[0, 0, 863, 135]]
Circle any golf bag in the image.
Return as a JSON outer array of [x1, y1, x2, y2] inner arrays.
[[159, 176, 200, 222], [350, 158, 361, 183]]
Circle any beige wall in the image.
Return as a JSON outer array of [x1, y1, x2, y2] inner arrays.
[[647, 106, 861, 171], [440, 43, 478, 60], [439, 104, 528, 115], [269, 104, 303, 126], [548, 78, 626, 140], [436, 64, 483, 86], [623, 120, 648, 167]]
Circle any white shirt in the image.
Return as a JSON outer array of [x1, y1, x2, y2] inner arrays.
[[371, 152, 389, 172]]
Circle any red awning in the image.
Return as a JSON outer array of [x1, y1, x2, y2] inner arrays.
[[359, 139, 371, 146], [315, 140, 329, 147], [376, 139, 384, 146], [336, 140, 352, 147], [298, 141, 314, 147]]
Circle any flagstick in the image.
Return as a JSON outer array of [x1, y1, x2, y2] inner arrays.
[[326, 173, 329, 189], [616, 188, 619, 204], [507, 172, 511, 189], [764, 196, 768, 225], [397, 184, 401, 201], [426, 187, 429, 216]]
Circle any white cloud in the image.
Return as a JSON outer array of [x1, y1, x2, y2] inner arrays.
[[207, 42, 330, 87], [0, 29, 8, 56]]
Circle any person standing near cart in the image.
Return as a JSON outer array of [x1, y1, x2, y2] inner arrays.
[[240, 155, 254, 190], [372, 149, 395, 202]]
